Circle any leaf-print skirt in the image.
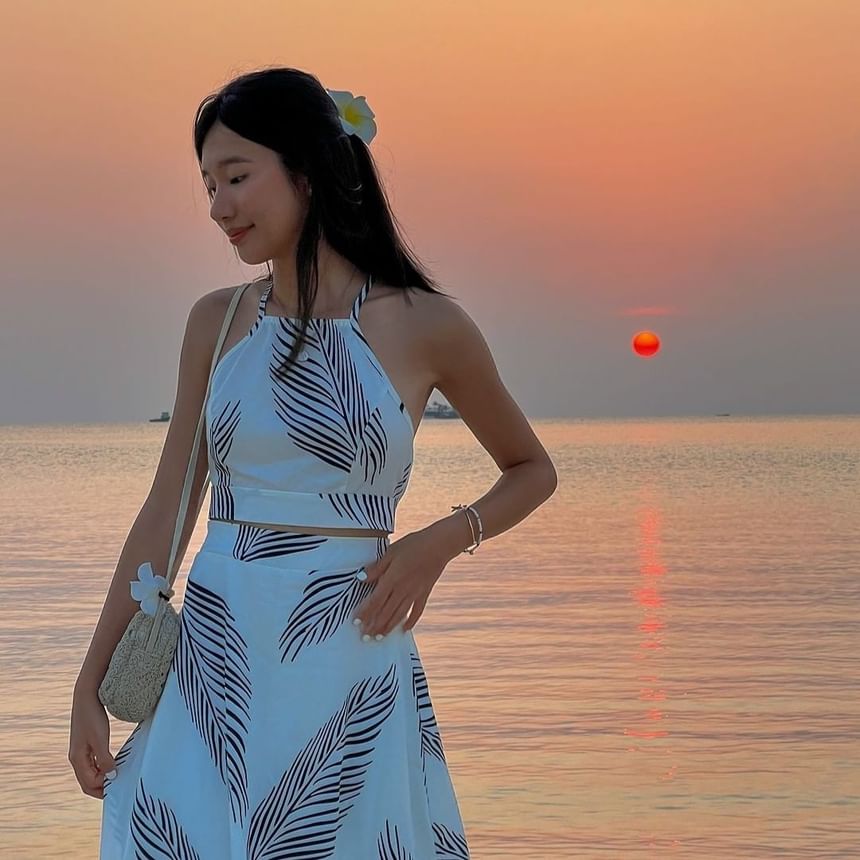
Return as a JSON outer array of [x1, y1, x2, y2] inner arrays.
[[99, 518, 471, 859]]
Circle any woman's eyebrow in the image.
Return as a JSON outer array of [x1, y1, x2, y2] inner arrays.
[[201, 156, 253, 178]]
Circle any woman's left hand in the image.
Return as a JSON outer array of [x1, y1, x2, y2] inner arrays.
[[352, 528, 451, 638]]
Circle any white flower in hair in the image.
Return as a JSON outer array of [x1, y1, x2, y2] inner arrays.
[[326, 88, 377, 145], [130, 561, 174, 616]]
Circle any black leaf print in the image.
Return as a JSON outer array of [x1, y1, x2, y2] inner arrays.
[[432, 822, 471, 859], [102, 722, 144, 796], [377, 820, 414, 860], [173, 578, 252, 825], [322, 491, 396, 532], [356, 406, 389, 485], [411, 651, 446, 765], [279, 567, 375, 663], [130, 777, 201, 859], [358, 406, 388, 484], [232, 522, 328, 562], [393, 460, 412, 502], [114, 722, 143, 767], [269, 319, 371, 473], [208, 399, 241, 521], [246, 663, 400, 860]]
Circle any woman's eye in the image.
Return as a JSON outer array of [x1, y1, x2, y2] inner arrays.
[[207, 175, 246, 196]]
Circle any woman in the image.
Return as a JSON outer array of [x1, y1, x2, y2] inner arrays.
[[69, 67, 557, 858]]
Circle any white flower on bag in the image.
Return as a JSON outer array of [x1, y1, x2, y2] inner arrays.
[[326, 89, 377, 145], [130, 561, 174, 616]]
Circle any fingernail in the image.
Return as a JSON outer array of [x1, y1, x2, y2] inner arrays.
[[362, 633, 371, 642], [374, 633, 384, 641], [106, 769, 117, 780], [352, 617, 362, 626], [356, 570, 368, 581]]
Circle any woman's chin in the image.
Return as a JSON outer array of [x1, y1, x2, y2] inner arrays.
[[235, 244, 265, 264]]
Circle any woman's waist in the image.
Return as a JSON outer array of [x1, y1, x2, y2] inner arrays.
[[209, 516, 389, 538], [208, 483, 400, 533], [199, 518, 388, 569]]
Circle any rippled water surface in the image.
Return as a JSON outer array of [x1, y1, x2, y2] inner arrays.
[[0, 415, 857, 858]]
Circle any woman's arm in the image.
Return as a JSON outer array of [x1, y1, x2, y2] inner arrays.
[[417, 296, 558, 560], [73, 289, 227, 697]]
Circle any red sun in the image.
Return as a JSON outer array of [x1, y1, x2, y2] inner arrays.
[[632, 330, 661, 358]]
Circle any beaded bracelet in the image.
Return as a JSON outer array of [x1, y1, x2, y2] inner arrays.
[[450, 503, 483, 554]]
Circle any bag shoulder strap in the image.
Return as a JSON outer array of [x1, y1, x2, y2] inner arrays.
[[164, 281, 252, 588]]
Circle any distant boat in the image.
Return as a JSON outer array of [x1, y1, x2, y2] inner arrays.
[[714, 413, 731, 417], [423, 400, 459, 419], [149, 411, 170, 423]]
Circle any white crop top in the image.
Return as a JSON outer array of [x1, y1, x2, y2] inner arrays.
[[205, 274, 415, 532]]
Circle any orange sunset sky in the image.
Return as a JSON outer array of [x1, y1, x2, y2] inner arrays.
[[1, 0, 857, 422]]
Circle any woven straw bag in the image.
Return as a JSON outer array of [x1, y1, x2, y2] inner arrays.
[[98, 283, 252, 723]]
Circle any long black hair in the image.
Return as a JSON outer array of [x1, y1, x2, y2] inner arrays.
[[193, 66, 454, 374]]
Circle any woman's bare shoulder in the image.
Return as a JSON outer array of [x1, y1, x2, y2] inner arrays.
[[189, 282, 259, 346], [194, 282, 251, 319], [397, 286, 476, 349], [408, 287, 501, 390], [368, 282, 454, 338], [372, 284, 481, 391], [372, 282, 464, 332]]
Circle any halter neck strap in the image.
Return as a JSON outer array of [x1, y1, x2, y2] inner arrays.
[[349, 273, 373, 322], [256, 282, 271, 322]]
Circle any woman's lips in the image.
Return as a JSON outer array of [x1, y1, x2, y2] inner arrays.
[[229, 226, 253, 243]]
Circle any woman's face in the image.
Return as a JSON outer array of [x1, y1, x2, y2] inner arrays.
[[200, 121, 309, 264]]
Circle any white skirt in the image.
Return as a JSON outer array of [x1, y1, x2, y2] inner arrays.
[[99, 519, 471, 858]]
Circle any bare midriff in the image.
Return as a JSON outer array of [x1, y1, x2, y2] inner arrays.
[[210, 517, 389, 538]]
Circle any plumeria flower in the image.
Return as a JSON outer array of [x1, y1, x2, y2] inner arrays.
[[326, 89, 377, 145], [130, 561, 174, 616]]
